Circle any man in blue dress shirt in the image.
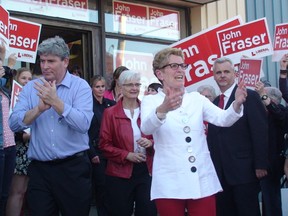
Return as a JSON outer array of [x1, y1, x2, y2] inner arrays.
[[9, 36, 93, 216]]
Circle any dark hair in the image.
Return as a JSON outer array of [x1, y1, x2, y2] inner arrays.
[[15, 67, 32, 82], [148, 83, 162, 92], [70, 65, 82, 77], [109, 66, 129, 91]]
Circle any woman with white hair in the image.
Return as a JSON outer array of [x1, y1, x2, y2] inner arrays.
[[99, 70, 157, 216]]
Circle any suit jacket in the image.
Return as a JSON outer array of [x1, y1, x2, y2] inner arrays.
[[207, 85, 269, 185]]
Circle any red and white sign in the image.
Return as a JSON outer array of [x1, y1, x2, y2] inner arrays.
[[272, 23, 288, 62], [1, 0, 90, 23], [171, 16, 243, 92], [113, 0, 180, 41], [8, 17, 42, 63], [238, 58, 262, 88], [217, 18, 273, 64], [10, 80, 23, 114], [0, 6, 10, 51]]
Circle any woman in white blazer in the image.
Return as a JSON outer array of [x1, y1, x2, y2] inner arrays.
[[140, 47, 247, 216]]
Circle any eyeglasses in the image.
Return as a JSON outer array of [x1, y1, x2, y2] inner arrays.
[[122, 83, 142, 88], [160, 63, 189, 70]]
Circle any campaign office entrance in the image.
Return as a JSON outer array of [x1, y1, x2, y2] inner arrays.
[[2, 0, 215, 88]]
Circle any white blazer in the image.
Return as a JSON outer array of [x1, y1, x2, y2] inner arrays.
[[141, 89, 243, 200]]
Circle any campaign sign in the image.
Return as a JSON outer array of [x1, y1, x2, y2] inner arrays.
[[217, 18, 273, 64], [238, 58, 262, 88], [171, 16, 243, 92], [8, 17, 42, 63], [272, 23, 288, 62], [0, 6, 10, 51], [10, 80, 22, 114]]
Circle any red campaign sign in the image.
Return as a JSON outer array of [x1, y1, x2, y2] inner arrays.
[[272, 23, 288, 62], [9, 17, 41, 63], [113, 0, 147, 26], [0, 6, 9, 48], [171, 16, 242, 88], [217, 18, 273, 63], [148, 6, 179, 30], [274, 23, 288, 51], [238, 58, 262, 88], [10, 80, 23, 114]]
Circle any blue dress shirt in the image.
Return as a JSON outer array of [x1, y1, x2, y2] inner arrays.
[[9, 72, 93, 161]]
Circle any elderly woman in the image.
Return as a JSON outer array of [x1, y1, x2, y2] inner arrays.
[[140, 47, 247, 216], [99, 70, 157, 216]]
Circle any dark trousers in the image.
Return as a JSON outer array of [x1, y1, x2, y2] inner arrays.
[[216, 177, 261, 216], [105, 163, 157, 216], [260, 165, 283, 216], [0, 146, 16, 216], [27, 152, 91, 216], [92, 159, 108, 216]]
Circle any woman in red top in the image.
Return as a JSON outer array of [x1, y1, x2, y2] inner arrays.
[[99, 70, 157, 216]]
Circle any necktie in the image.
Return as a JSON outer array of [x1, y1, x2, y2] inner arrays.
[[218, 94, 225, 109]]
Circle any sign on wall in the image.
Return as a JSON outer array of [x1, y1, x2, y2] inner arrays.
[[113, 0, 180, 41]]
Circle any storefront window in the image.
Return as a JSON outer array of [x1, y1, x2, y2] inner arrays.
[[105, 38, 167, 99], [105, 0, 184, 41], [0, 0, 98, 23]]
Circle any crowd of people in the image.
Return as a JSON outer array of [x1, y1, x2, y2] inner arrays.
[[0, 35, 287, 216]]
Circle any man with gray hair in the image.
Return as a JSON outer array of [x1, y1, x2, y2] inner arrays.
[[207, 57, 269, 216], [9, 36, 93, 216]]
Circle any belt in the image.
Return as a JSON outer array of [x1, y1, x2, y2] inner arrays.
[[34, 151, 86, 165]]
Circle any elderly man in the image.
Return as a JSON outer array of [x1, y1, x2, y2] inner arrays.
[[9, 36, 93, 216]]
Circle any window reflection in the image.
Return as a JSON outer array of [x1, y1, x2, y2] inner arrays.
[[105, 38, 167, 99], [105, 0, 182, 41], [1, 0, 98, 23]]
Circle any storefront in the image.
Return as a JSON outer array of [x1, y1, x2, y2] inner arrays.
[[0, 0, 217, 90]]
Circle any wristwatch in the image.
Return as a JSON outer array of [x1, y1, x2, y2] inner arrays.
[[261, 95, 268, 100]]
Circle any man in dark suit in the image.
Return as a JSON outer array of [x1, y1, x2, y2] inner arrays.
[[207, 57, 269, 216]]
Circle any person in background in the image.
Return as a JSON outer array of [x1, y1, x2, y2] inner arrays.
[[104, 66, 128, 101], [279, 54, 288, 103], [6, 68, 33, 216], [147, 83, 162, 95], [88, 75, 116, 216], [70, 64, 83, 78], [0, 40, 17, 216], [255, 81, 285, 216], [8, 36, 93, 216], [197, 85, 217, 102], [99, 70, 157, 216], [207, 57, 268, 216], [140, 48, 247, 216], [197, 85, 217, 135]]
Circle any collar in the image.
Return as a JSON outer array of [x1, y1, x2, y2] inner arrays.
[[222, 82, 236, 98]]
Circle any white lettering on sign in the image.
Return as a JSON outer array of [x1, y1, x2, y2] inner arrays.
[[276, 27, 288, 35], [26, 0, 87, 9], [9, 22, 18, 31], [10, 34, 37, 49], [240, 61, 249, 70], [115, 3, 130, 12], [220, 30, 241, 42], [185, 54, 218, 82], [274, 36, 288, 49], [124, 57, 148, 71], [239, 70, 259, 86], [222, 33, 267, 54], [182, 45, 199, 58], [0, 21, 8, 35]]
